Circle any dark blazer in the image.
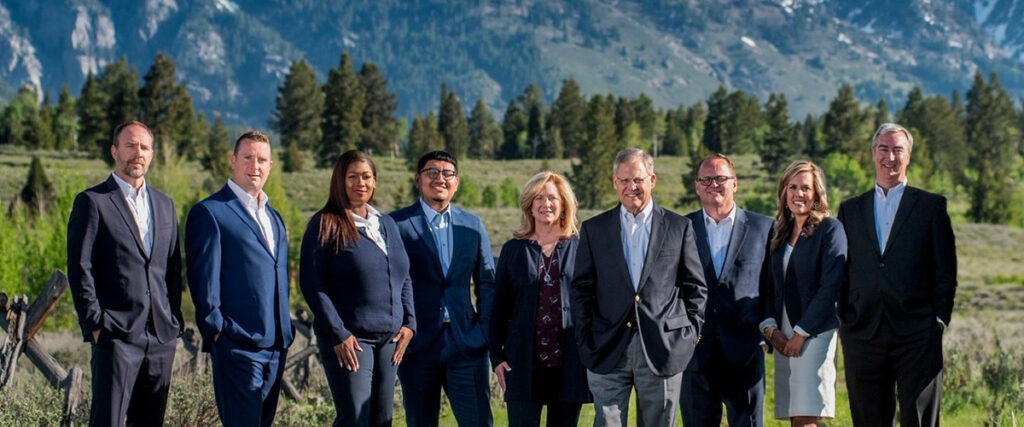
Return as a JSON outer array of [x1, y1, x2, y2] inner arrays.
[[761, 217, 847, 337], [67, 175, 183, 343], [489, 237, 590, 403], [390, 202, 496, 358], [570, 204, 707, 376], [837, 187, 957, 338], [186, 185, 294, 350], [685, 208, 773, 367], [299, 212, 416, 346]]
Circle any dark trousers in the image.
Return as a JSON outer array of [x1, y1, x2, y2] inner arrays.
[[680, 343, 765, 427], [210, 338, 287, 427], [89, 328, 176, 427], [319, 333, 398, 427], [506, 366, 583, 427], [398, 329, 492, 427], [841, 322, 943, 427]]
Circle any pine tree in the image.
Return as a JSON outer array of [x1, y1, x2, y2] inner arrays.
[[77, 73, 110, 160], [359, 62, 398, 157], [467, 99, 499, 159], [53, 84, 78, 150], [438, 83, 470, 159], [518, 84, 546, 157], [631, 93, 659, 147], [702, 86, 730, 154], [801, 114, 818, 158], [406, 113, 444, 168], [965, 71, 1019, 223], [320, 53, 365, 167], [272, 59, 323, 171], [874, 99, 890, 131], [898, 87, 965, 184], [19, 156, 55, 215], [761, 93, 794, 176], [684, 102, 708, 159], [202, 114, 233, 181], [661, 108, 684, 156], [548, 79, 586, 158], [25, 93, 56, 149], [500, 100, 528, 159], [822, 84, 868, 161], [1, 84, 39, 146], [139, 53, 196, 163], [99, 57, 140, 132], [572, 94, 620, 209], [724, 89, 763, 154]]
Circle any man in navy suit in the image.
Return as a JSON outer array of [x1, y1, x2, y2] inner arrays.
[[571, 148, 707, 426], [391, 150, 497, 427], [186, 131, 294, 427], [68, 120, 183, 426], [837, 123, 957, 427], [681, 154, 773, 427]]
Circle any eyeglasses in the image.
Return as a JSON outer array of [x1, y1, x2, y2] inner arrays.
[[420, 167, 458, 180], [695, 175, 734, 186], [614, 176, 650, 187]]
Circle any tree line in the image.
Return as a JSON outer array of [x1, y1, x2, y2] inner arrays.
[[1, 53, 1022, 224]]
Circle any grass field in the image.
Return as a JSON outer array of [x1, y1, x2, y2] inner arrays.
[[1, 146, 1022, 425]]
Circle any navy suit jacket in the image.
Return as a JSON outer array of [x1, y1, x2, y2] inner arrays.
[[390, 202, 496, 359], [685, 208, 773, 368], [67, 176, 183, 343], [299, 212, 416, 346], [186, 185, 294, 350], [761, 217, 847, 337], [570, 204, 707, 376], [837, 187, 957, 339]]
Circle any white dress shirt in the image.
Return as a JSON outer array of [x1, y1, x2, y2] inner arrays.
[[620, 201, 654, 290], [112, 173, 153, 257], [227, 179, 275, 254], [353, 204, 387, 255], [420, 198, 453, 275], [703, 206, 737, 278], [874, 180, 906, 253]]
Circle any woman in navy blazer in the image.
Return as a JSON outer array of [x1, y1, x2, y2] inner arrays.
[[299, 150, 416, 427], [489, 171, 591, 427], [759, 160, 847, 427]]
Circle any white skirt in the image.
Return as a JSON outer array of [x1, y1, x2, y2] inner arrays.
[[773, 307, 838, 419]]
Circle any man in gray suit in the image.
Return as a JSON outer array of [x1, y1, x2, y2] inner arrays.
[[571, 148, 707, 426], [681, 154, 773, 427]]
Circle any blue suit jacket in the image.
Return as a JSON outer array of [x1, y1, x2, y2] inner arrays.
[[67, 176, 183, 344], [390, 202, 496, 359], [685, 208, 773, 368], [761, 216, 847, 337], [185, 185, 294, 350]]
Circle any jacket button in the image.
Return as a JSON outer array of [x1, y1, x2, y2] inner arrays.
[[880, 263, 885, 268], [634, 295, 640, 302], [626, 321, 633, 328]]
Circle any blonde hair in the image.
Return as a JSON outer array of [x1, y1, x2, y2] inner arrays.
[[770, 160, 831, 251], [513, 171, 580, 239]]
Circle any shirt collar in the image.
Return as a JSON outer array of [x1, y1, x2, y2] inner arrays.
[[111, 172, 147, 199], [227, 178, 269, 210], [620, 199, 655, 223], [353, 204, 382, 224], [702, 205, 736, 227], [419, 197, 452, 223], [875, 180, 907, 199]]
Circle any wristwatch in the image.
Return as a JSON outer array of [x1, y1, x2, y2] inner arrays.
[[761, 325, 777, 340]]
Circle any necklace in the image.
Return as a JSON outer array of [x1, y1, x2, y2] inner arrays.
[[540, 250, 558, 284]]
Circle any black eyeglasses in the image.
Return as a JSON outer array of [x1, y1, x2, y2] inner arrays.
[[695, 175, 734, 186], [420, 167, 458, 180]]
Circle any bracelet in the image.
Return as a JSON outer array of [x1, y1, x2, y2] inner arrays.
[[761, 325, 777, 340]]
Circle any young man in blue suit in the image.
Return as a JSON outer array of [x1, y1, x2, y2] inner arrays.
[[391, 150, 497, 427], [67, 120, 183, 426], [186, 131, 294, 427], [681, 154, 773, 427]]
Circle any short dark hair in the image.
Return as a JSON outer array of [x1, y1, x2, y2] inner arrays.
[[234, 130, 271, 154], [416, 150, 458, 173], [111, 120, 153, 147]]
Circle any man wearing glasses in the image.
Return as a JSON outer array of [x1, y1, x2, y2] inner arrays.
[[571, 148, 707, 426], [391, 150, 497, 426], [681, 154, 773, 427]]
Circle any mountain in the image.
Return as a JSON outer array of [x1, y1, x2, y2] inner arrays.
[[1, 0, 1024, 125]]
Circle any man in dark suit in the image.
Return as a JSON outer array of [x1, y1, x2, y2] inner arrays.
[[681, 154, 773, 427], [571, 148, 707, 427], [186, 131, 294, 427], [391, 150, 497, 427], [67, 120, 183, 426], [837, 123, 957, 427]]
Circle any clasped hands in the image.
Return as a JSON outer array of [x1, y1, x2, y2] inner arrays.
[[768, 329, 807, 358], [333, 326, 414, 372]]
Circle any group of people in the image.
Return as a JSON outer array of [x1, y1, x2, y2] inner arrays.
[[66, 119, 955, 427]]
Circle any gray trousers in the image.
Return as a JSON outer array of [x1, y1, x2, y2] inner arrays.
[[586, 333, 682, 427]]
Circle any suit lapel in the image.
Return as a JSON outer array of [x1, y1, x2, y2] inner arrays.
[[637, 205, 666, 291], [225, 191, 275, 259], [105, 178, 148, 259], [883, 187, 919, 257], [861, 191, 882, 257], [409, 206, 445, 276], [719, 208, 748, 283], [690, 212, 717, 286], [449, 209, 472, 280]]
